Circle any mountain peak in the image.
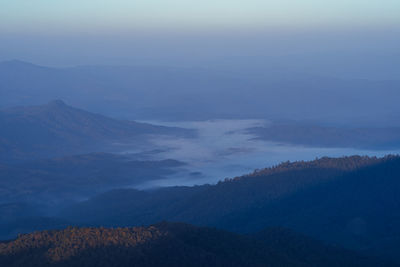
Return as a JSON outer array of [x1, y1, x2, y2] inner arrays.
[[48, 99, 67, 107]]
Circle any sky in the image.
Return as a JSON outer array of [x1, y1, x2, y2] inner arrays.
[[0, 0, 399, 72], [1, 0, 400, 32]]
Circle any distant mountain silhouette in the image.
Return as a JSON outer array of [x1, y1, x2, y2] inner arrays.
[[0, 101, 192, 161], [248, 122, 400, 149], [61, 155, 400, 262], [0, 60, 44, 71], [1, 60, 399, 125], [0, 222, 391, 267]]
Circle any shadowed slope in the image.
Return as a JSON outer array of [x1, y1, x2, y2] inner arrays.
[[61, 156, 400, 262], [0, 100, 192, 161], [0, 222, 391, 267]]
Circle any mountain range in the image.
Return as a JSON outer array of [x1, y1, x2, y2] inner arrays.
[[1, 60, 399, 125], [58, 155, 400, 263], [1, 67, 400, 266], [1, 149, 399, 263]]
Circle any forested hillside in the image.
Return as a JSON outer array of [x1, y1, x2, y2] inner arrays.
[[61, 156, 400, 262], [63, 156, 391, 226], [0, 222, 391, 267]]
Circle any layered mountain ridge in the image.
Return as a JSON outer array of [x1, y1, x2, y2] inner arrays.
[[59, 156, 400, 262]]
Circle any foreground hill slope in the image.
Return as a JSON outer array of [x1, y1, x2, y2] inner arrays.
[[62, 156, 400, 262], [63, 156, 390, 226], [0, 222, 390, 267], [246, 155, 400, 261], [0, 100, 191, 161]]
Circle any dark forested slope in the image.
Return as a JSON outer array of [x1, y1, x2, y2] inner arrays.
[[63, 155, 390, 226], [0, 222, 391, 267], [61, 156, 400, 262]]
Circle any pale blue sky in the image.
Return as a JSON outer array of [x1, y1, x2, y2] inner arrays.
[[1, 0, 400, 32], [0, 0, 399, 69]]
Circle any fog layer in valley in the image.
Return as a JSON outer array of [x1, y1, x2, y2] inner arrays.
[[131, 119, 400, 188]]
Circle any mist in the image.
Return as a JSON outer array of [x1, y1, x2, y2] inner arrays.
[[129, 119, 400, 188], [1, 27, 400, 80], [2, 1, 400, 264]]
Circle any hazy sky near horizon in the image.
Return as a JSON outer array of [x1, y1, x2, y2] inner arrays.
[[0, 0, 399, 76], [1, 0, 400, 31]]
